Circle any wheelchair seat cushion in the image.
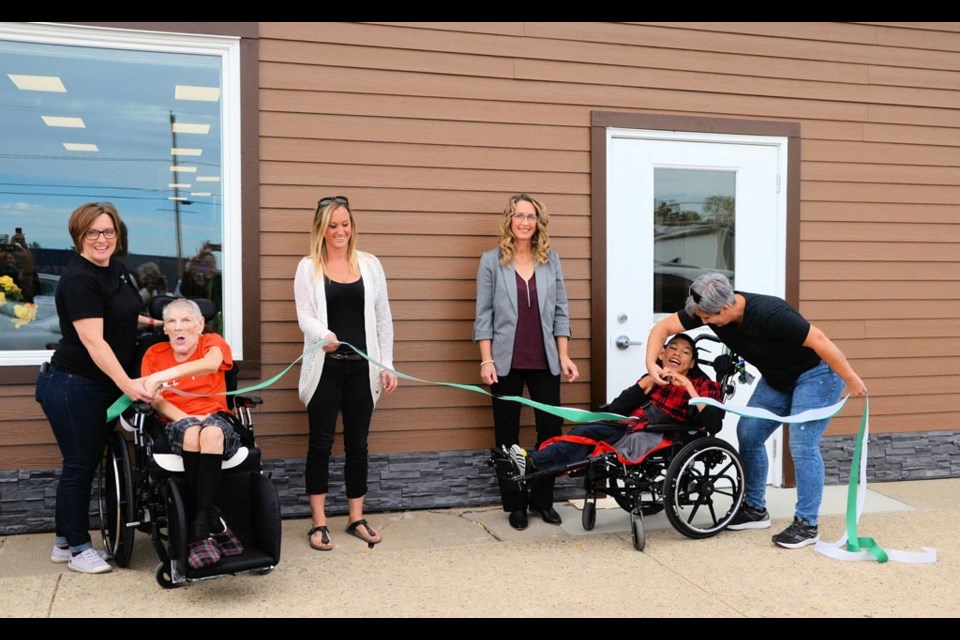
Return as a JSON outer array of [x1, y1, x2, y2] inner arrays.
[[153, 447, 250, 473]]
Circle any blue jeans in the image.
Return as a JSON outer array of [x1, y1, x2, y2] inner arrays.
[[37, 366, 119, 552], [737, 361, 842, 526]]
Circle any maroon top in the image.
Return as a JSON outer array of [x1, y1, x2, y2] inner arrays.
[[511, 270, 548, 370]]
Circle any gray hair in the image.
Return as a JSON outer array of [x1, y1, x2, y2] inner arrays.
[[685, 273, 735, 316], [161, 297, 204, 323]]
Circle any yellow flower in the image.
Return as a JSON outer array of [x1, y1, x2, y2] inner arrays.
[[13, 303, 37, 328], [0, 276, 23, 301], [0, 291, 5, 306]]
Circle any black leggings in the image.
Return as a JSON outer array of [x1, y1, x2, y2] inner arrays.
[[305, 358, 374, 498]]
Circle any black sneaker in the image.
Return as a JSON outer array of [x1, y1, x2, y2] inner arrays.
[[726, 503, 771, 530], [772, 517, 819, 549]]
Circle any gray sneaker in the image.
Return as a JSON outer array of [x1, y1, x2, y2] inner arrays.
[[67, 547, 113, 574], [772, 517, 819, 549], [727, 503, 771, 530]]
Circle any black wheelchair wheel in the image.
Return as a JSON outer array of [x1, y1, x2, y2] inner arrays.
[[160, 477, 190, 582], [97, 431, 136, 567], [630, 510, 646, 551], [581, 496, 597, 531], [662, 437, 744, 539]]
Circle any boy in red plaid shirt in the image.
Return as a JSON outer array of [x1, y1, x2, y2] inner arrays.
[[497, 333, 723, 477]]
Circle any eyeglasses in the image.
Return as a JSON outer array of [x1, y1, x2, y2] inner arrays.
[[512, 214, 538, 223], [318, 196, 349, 208], [84, 228, 117, 240], [688, 287, 703, 305]]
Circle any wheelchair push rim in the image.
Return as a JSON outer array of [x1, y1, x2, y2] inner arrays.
[[662, 436, 745, 538], [97, 430, 136, 567]]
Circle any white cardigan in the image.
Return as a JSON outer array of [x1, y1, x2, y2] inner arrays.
[[294, 251, 395, 406]]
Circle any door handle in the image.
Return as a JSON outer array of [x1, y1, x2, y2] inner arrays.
[[615, 335, 643, 350]]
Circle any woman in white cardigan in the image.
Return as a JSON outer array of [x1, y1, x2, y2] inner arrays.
[[294, 195, 398, 551]]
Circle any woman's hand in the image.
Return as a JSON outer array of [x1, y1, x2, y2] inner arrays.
[[480, 361, 498, 386], [380, 370, 399, 394], [646, 362, 669, 385], [321, 332, 339, 352], [844, 374, 868, 397], [560, 356, 579, 383], [122, 377, 156, 403]]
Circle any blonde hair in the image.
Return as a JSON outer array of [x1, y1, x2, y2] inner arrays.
[[309, 198, 359, 279], [497, 193, 551, 266]]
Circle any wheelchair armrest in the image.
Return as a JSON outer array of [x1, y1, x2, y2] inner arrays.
[[233, 395, 262, 409], [131, 401, 154, 414], [643, 422, 703, 435]]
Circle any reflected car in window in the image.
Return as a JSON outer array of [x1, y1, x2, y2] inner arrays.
[[0, 274, 60, 351]]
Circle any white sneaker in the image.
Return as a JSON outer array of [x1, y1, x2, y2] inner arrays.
[[508, 444, 527, 476], [51, 544, 109, 564], [67, 547, 113, 574]]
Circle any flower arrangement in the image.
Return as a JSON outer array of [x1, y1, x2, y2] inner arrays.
[[0, 275, 36, 327]]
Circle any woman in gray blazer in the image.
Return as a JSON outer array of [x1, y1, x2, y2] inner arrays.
[[474, 193, 579, 530]]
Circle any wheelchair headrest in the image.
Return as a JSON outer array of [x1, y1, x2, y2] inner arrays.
[[711, 353, 734, 381], [149, 294, 217, 324]]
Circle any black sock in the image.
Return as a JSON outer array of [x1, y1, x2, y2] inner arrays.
[[181, 450, 201, 520], [190, 453, 222, 541]]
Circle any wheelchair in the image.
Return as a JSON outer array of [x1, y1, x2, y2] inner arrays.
[[495, 334, 752, 551], [96, 295, 282, 588]]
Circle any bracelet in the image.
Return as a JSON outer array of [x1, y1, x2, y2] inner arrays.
[[480, 360, 495, 368]]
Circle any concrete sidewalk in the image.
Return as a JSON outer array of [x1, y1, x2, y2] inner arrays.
[[1, 478, 956, 618]]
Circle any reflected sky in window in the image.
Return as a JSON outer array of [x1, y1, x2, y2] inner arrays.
[[0, 38, 223, 260]]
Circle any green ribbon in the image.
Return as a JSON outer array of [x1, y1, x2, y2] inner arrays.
[[692, 394, 892, 563], [107, 339, 635, 425], [843, 397, 888, 562]]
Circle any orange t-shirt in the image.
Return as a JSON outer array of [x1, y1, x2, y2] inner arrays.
[[141, 332, 233, 418]]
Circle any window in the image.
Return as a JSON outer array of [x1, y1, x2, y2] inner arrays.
[[0, 22, 244, 366]]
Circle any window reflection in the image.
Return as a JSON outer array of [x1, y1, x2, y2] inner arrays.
[[653, 168, 736, 314], [0, 26, 227, 359]]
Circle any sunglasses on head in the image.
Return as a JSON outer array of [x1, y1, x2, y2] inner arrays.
[[318, 195, 349, 209], [689, 287, 703, 305]]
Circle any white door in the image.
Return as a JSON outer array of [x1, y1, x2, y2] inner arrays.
[[605, 128, 788, 486]]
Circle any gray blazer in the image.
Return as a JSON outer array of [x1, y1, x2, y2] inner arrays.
[[473, 247, 572, 376]]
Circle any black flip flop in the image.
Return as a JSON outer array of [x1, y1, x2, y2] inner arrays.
[[345, 519, 381, 549], [308, 525, 333, 551]]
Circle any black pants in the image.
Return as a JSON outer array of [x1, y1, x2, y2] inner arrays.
[[490, 368, 562, 512], [305, 358, 374, 498]]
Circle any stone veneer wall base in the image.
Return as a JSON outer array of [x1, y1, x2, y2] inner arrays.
[[2, 431, 958, 535]]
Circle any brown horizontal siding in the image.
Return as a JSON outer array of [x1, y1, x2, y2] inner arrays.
[[7, 22, 960, 470], [246, 21, 960, 455]]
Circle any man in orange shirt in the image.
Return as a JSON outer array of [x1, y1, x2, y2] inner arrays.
[[142, 297, 243, 569]]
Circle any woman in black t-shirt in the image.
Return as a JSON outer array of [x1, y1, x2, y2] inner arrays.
[[645, 273, 867, 550], [35, 203, 157, 574]]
